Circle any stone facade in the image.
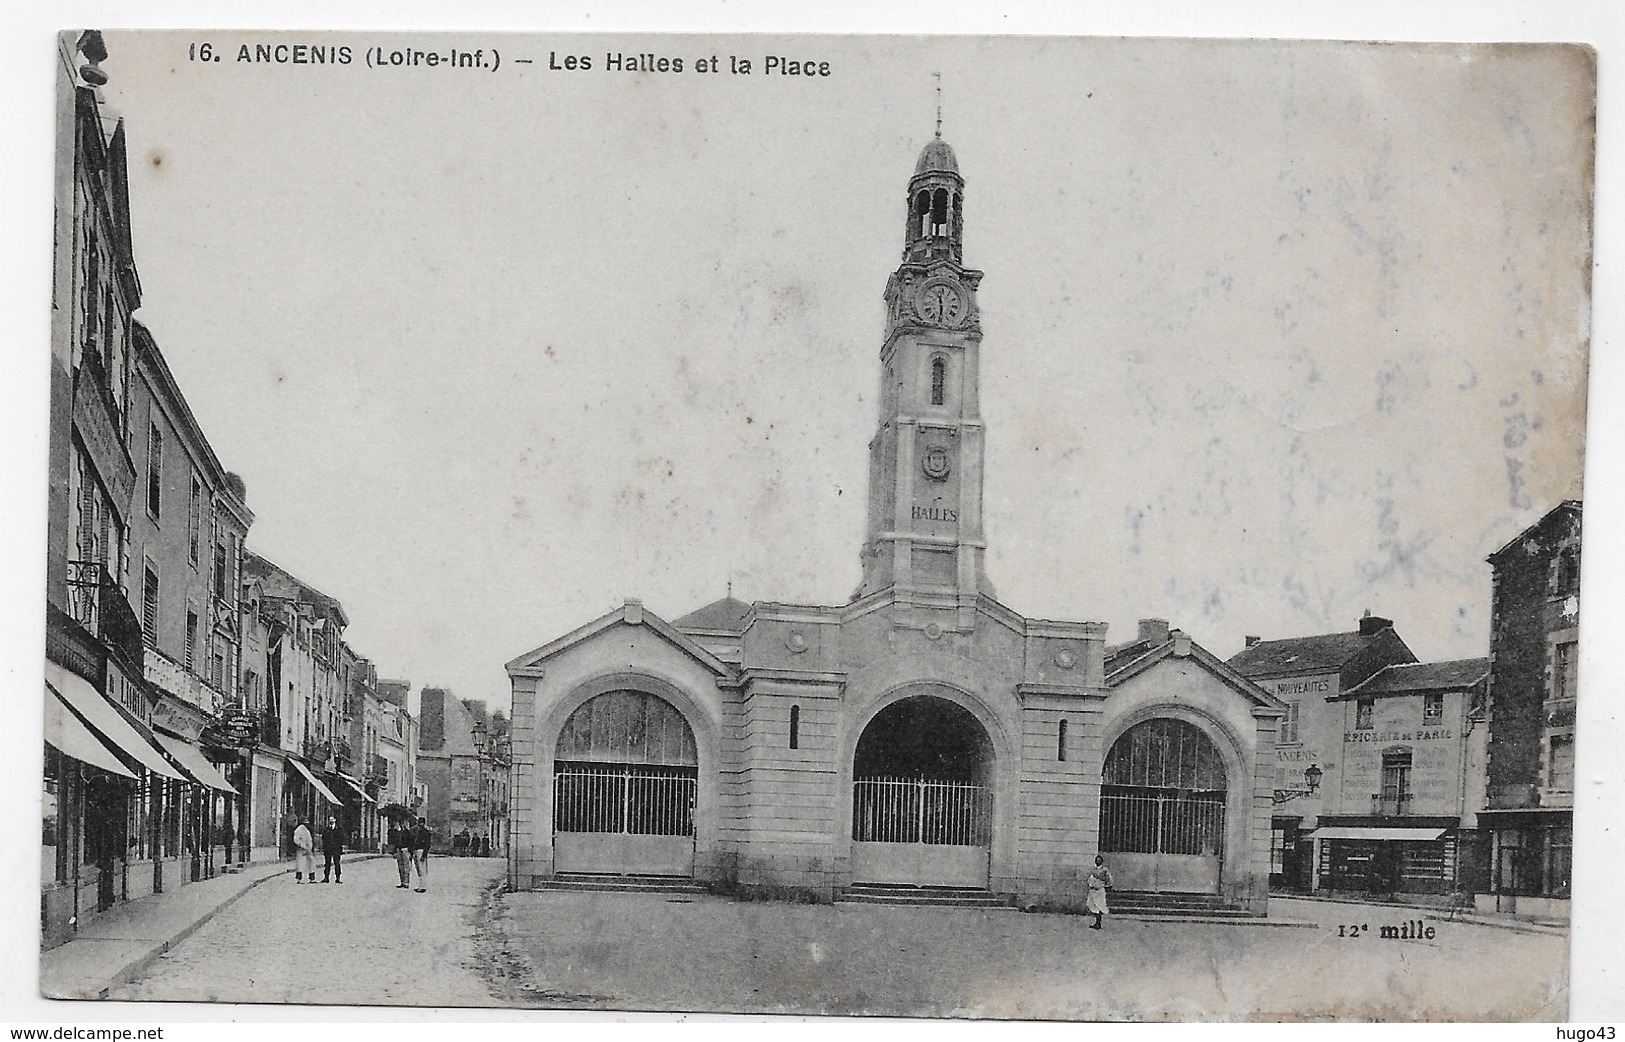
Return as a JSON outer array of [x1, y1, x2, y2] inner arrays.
[[506, 136, 1283, 912]]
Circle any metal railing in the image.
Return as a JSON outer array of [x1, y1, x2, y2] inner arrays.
[[1099, 792, 1226, 856], [554, 762, 696, 836], [851, 776, 992, 847], [65, 560, 145, 667]]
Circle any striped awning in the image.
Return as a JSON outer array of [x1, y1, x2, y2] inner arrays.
[[155, 733, 238, 794], [45, 686, 136, 779], [287, 756, 343, 805], [46, 662, 183, 780], [337, 773, 375, 803]]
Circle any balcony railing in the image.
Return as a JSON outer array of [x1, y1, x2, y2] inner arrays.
[[65, 560, 144, 668], [1372, 793, 1413, 816], [144, 644, 227, 717]]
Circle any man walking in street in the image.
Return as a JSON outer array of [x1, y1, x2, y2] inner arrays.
[[388, 817, 412, 889], [292, 816, 315, 884], [320, 814, 345, 883], [410, 816, 431, 893]]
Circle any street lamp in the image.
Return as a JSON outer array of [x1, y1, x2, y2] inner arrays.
[[1273, 764, 1323, 804]]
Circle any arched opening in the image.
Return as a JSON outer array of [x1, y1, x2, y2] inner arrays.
[[552, 689, 698, 877], [850, 695, 994, 887], [1099, 717, 1228, 893]]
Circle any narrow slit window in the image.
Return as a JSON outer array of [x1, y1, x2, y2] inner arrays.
[[790, 705, 801, 749], [931, 357, 946, 406], [1058, 719, 1068, 762]]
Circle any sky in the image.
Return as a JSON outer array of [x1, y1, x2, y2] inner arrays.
[[80, 33, 1592, 713]]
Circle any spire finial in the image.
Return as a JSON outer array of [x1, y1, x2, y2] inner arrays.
[[933, 72, 942, 139]]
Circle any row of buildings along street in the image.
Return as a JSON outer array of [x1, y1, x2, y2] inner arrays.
[[40, 32, 511, 950]]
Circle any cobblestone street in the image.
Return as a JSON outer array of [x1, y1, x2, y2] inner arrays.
[[110, 857, 508, 1008], [107, 861, 1568, 1019]]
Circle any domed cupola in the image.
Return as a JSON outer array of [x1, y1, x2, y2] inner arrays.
[[905, 133, 965, 264]]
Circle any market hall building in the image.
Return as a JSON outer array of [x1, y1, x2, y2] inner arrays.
[[506, 137, 1286, 911]]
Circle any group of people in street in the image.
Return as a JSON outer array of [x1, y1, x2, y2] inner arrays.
[[290, 815, 347, 884], [289, 814, 432, 892], [452, 829, 493, 857], [390, 816, 433, 893]]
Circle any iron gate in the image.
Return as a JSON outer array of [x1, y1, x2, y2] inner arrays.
[[852, 776, 991, 846], [1099, 791, 1225, 855], [554, 762, 696, 836]]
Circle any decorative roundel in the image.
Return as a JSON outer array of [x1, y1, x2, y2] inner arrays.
[[915, 278, 968, 328], [921, 444, 952, 481], [1054, 649, 1077, 670], [785, 631, 809, 654], [923, 622, 944, 641]]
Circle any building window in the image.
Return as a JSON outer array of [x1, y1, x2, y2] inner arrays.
[[930, 357, 946, 406], [142, 564, 159, 644], [188, 476, 202, 565], [1422, 692, 1444, 726], [1057, 718, 1068, 762], [1379, 748, 1413, 814], [146, 423, 163, 519], [213, 543, 227, 602], [1280, 701, 1300, 744], [1548, 734, 1576, 791], [1553, 641, 1578, 702], [1270, 827, 1288, 875], [211, 649, 225, 691], [789, 704, 800, 750], [185, 610, 198, 670], [1355, 699, 1374, 730], [1548, 827, 1573, 898], [1554, 546, 1580, 597]]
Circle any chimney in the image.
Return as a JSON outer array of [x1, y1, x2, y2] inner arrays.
[[1245, 635, 1262, 648], [1138, 619, 1171, 645], [1358, 611, 1394, 637]]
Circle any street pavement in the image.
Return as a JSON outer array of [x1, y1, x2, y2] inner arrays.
[[100, 859, 1569, 1019], [109, 855, 509, 1008]]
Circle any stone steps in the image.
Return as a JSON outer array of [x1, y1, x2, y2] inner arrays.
[[539, 873, 709, 895], [837, 884, 1017, 909], [1107, 890, 1263, 919]]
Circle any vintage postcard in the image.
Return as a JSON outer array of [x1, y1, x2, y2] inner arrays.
[[35, 30, 1594, 1020]]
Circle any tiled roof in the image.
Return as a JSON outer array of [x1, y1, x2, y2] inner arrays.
[[1227, 631, 1374, 677], [1342, 658, 1490, 697], [673, 596, 753, 634]]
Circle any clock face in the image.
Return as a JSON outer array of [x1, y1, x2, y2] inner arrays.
[[916, 280, 966, 327]]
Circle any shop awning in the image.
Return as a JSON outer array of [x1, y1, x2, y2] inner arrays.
[[337, 773, 375, 803], [45, 687, 136, 779], [154, 733, 238, 794], [287, 756, 343, 805], [45, 662, 184, 780], [1306, 826, 1448, 842]]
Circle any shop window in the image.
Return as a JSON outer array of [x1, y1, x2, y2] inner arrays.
[[1548, 828, 1573, 898], [43, 745, 62, 885], [1355, 698, 1374, 730], [1422, 692, 1444, 726], [1270, 827, 1287, 875]]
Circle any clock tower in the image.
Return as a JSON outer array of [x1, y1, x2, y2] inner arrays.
[[855, 134, 995, 616]]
